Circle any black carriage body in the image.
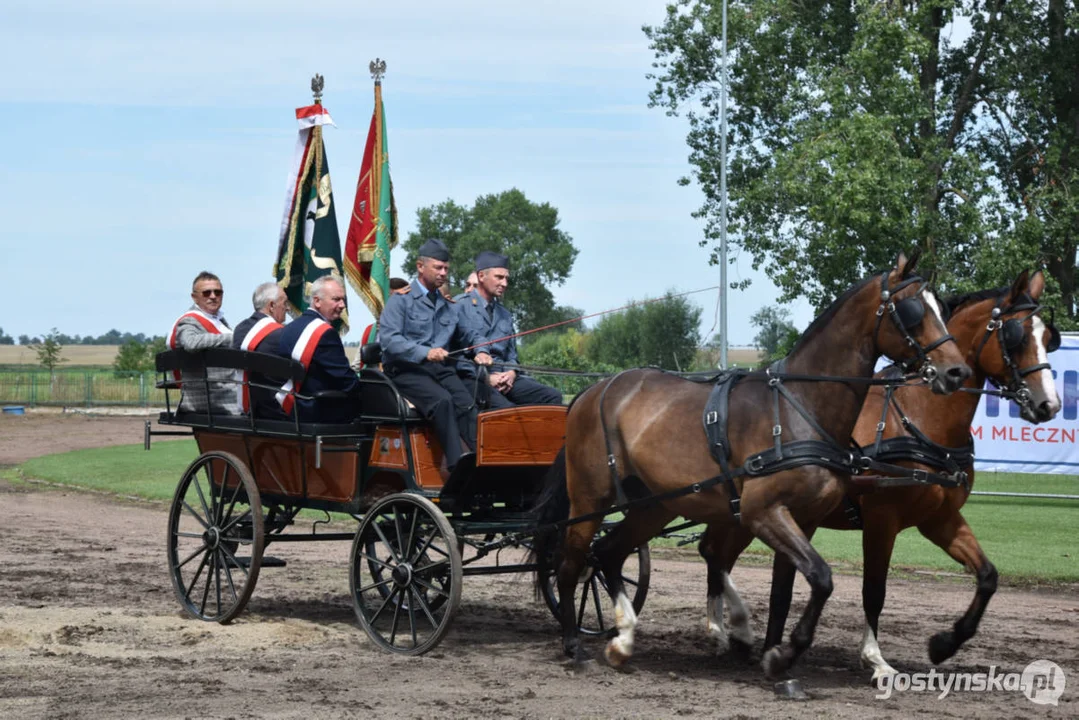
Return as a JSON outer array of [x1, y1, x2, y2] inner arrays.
[[150, 348, 565, 515]]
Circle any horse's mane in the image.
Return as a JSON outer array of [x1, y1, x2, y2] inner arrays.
[[942, 286, 1032, 322], [788, 272, 878, 355], [942, 286, 1008, 321]]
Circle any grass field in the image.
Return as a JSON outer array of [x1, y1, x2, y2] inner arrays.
[[13, 441, 1079, 583], [0, 345, 120, 366]]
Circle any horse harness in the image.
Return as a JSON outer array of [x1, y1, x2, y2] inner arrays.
[[592, 272, 968, 528], [972, 293, 1060, 415]]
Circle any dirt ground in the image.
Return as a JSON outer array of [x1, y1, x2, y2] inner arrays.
[[0, 412, 1076, 719]]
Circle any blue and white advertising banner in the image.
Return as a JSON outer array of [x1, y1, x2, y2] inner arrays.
[[972, 334, 1078, 474]]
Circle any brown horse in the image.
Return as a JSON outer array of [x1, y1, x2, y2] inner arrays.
[[701, 269, 1061, 680], [532, 252, 972, 679]]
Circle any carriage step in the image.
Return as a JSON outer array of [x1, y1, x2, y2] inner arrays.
[[230, 556, 287, 568]]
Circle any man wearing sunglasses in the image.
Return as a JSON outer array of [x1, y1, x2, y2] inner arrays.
[[167, 271, 240, 414]]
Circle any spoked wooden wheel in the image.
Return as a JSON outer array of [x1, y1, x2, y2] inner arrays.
[[349, 493, 462, 655], [167, 451, 264, 623], [540, 529, 651, 637]]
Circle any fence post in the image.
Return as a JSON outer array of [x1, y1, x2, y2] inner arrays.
[[140, 372, 146, 406], [30, 374, 36, 406], [86, 372, 92, 407]]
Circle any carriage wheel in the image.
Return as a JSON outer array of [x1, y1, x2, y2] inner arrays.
[[167, 451, 264, 623], [540, 530, 651, 638], [350, 493, 462, 655]]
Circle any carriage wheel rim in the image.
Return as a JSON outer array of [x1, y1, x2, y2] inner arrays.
[[349, 493, 462, 655], [167, 451, 263, 624]]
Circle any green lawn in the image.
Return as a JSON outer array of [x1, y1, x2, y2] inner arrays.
[[13, 442, 1079, 583], [18, 440, 199, 502]]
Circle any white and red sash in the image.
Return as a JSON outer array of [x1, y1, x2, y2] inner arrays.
[[239, 317, 284, 413], [275, 319, 333, 415], [167, 310, 227, 383]]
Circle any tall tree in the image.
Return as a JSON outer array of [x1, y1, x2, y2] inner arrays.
[[645, 1, 1079, 323], [750, 305, 799, 360], [402, 189, 579, 332]]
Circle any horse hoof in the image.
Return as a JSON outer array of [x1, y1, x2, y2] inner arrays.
[[773, 678, 808, 701], [761, 646, 789, 680], [928, 631, 956, 665], [709, 629, 731, 656], [729, 636, 753, 662], [604, 640, 632, 669], [869, 665, 898, 685]]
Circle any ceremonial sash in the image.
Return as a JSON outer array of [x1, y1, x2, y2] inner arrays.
[[239, 317, 284, 413], [275, 319, 333, 415], [167, 311, 226, 383]]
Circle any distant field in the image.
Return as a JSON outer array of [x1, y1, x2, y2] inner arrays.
[[725, 347, 764, 366], [0, 345, 120, 367]]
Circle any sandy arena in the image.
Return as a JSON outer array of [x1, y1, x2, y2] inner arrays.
[[0, 412, 1076, 718]]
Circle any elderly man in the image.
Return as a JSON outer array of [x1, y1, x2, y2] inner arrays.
[[168, 270, 240, 414], [232, 282, 288, 417], [273, 275, 360, 423], [378, 239, 492, 472], [453, 251, 562, 408]]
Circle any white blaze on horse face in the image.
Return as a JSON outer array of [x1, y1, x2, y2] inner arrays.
[[1031, 315, 1062, 415], [605, 591, 638, 665], [923, 290, 946, 333], [723, 572, 754, 647], [859, 621, 898, 682]]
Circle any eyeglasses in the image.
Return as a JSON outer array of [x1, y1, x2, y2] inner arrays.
[[199, 289, 223, 298]]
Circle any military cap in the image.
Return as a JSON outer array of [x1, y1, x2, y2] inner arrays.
[[418, 238, 450, 262], [475, 250, 510, 272]]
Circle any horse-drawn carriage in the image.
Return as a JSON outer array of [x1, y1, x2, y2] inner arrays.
[[146, 346, 649, 654]]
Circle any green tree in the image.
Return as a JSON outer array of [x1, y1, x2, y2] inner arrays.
[[33, 328, 66, 377], [588, 293, 702, 370], [517, 329, 617, 396], [113, 337, 166, 373], [750, 306, 799, 360], [0, 327, 13, 345], [645, 1, 1079, 324], [402, 188, 579, 331]]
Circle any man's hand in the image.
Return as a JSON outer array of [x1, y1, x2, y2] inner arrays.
[[426, 347, 449, 362], [474, 352, 493, 366], [487, 371, 505, 387], [501, 369, 517, 390]]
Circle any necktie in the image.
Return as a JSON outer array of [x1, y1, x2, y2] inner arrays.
[[427, 289, 438, 305]]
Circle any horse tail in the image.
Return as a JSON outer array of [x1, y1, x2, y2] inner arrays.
[[530, 445, 570, 599]]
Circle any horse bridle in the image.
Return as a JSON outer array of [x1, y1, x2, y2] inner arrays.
[[972, 294, 1060, 411], [874, 271, 955, 379]]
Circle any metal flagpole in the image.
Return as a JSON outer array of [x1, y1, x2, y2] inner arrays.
[[719, 0, 729, 369]]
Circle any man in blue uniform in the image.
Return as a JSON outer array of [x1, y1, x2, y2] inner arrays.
[[273, 275, 360, 423], [453, 251, 562, 409], [378, 239, 493, 471]]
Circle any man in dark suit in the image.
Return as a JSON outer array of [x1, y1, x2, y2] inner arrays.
[[273, 275, 360, 423], [378, 239, 492, 471], [232, 281, 288, 418]]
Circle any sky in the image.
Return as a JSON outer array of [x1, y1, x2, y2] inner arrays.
[[0, 0, 815, 346]]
